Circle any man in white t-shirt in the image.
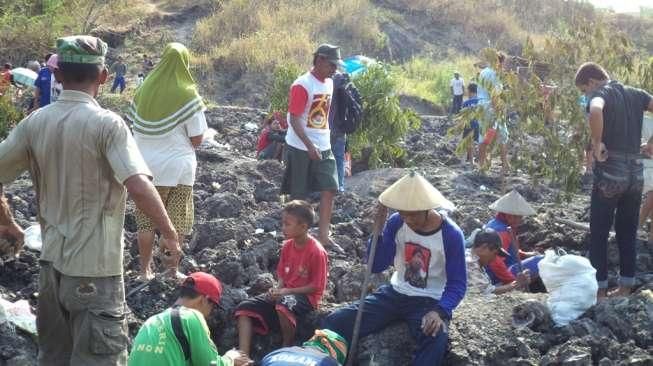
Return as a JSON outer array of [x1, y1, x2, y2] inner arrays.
[[282, 44, 344, 253], [324, 172, 466, 365], [450, 72, 465, 114]]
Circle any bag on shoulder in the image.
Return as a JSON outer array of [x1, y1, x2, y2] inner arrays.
[[335, 80, 363, 134]]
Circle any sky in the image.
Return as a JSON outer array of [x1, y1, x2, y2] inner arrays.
[[587, 0, 651, 13]]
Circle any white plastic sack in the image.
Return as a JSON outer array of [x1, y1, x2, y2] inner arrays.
[[23, 225, 42, 252], [0, 298, 37, 336], [538, 249, 598, 326]]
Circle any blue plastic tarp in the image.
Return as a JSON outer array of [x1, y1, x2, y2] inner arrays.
[[342, 55, 375, 76]]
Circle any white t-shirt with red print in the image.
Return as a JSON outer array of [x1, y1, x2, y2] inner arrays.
[[286, 71, 333, 151], [390, 223, 447, 300]]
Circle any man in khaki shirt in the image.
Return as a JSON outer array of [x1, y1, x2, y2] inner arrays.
[[0, 35, 180, 366]]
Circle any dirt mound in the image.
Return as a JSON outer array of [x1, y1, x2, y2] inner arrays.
[[1, 107, 651, 365]]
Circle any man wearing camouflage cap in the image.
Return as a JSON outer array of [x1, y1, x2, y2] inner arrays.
[[0, 35, 180, 365]]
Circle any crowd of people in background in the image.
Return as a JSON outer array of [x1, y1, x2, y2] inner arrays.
[[0, 31, 652, 366]]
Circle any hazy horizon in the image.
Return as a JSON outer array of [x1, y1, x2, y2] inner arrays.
[[587, 0, 651, 13]]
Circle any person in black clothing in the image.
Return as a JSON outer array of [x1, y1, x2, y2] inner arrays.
[[575, 62, 653, 299], [328, 71, 361, 192]]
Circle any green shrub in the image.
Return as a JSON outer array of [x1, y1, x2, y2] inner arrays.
[[267, 63, 420, 169], [0, 93, 23, 140], [268, 63, 303, 113], [349, 64, 421, 168]]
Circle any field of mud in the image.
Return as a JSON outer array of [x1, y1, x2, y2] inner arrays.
[[0, 107, 651, 365]]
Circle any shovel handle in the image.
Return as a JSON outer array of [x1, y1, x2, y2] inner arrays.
[[345, 229, 381, 366]]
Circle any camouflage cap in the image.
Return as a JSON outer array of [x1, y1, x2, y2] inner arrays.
[[56, 36, 107, 65], [314, 43, 343, 66]]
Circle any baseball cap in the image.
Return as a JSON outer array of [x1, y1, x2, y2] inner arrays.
[[182, 272, 223, 305], [473, 228, 509, 257], [314, 44, 343, 67]]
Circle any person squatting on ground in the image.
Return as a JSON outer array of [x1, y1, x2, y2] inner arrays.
[[575, 62, 653, 299], [0, 35, 180, 366], [260, 329, 348, 366], [324, 172, 467, 366], [461, 83, 481, 165], [128, 272, 253, 366], [257, 111, 287, 160], [129, 42, 208, 280], [281, 43, 343, 252], [450, 71, 465, 114], [466, 228, 529, 296], [235, 200, 329, 357], [483, 190, 543, 289], [110, 56, 128, 94]]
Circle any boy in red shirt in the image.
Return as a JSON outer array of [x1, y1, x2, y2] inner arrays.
[[235, 200, 328, 357]]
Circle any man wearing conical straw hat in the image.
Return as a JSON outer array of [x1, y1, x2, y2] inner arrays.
[[483, 190, 543, 289], [324, 172, 466, 365]]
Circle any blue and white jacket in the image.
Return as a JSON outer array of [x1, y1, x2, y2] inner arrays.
[[367, 213, 467, 320]]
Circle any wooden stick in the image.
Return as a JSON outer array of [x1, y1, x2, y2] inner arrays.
[[345, 229, 381, 366], [126, 280, 151, 298], [554, 217, 591, 232]]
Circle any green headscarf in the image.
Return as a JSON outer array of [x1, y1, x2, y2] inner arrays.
[[302, 329, 348, 365], [129, 42, 205, 136]]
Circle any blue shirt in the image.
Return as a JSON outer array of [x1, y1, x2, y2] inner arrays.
[[261, 347, 338, 366], [476, 67, 499, 102], [462, 97, 480, 109], [34, 67, 51, 107]]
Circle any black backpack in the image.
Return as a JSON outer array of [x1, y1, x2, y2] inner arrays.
[[334, 78, 363, 134]]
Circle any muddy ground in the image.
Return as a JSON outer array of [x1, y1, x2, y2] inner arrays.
[[0, 106, 651, 365]]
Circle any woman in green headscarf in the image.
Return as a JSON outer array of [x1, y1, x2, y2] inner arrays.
[[129, 42, 207, 280]]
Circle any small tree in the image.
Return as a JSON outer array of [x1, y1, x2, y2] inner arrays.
[[268, 62, 420, 169], [268, 63, 302, 114], [349, 64, 421, 168], [451, 17, 643, 197]]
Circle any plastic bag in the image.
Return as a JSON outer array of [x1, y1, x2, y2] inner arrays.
[[23, 225, 42, 252], [538, 249, 597, 326], [0, 298, 37, 336]]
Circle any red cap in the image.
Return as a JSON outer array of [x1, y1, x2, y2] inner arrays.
[[183, 272, 223, 305]]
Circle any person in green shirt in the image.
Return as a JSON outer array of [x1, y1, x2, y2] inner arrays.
[[128, 272, 253, 366]]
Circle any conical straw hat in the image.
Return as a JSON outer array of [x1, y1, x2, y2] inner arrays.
[[379, 172, 455, 211], [489, 190, 536, 216]]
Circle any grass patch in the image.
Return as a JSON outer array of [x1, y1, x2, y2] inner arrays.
[[393, 56, 477, 110], [192, 0, 384, 73]]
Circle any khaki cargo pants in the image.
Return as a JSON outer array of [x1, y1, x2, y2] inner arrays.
[[37, 262, 128, 366]]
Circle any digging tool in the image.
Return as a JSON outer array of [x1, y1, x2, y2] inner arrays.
[[345, 228, 381, 366]]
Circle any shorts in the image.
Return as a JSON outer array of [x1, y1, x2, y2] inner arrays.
[[234, 294, 314, 335], [281, 145, 338, 199], [482, 122, 509, 145], [135, 185, 194, 235], [463, 120, 480, 143]]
